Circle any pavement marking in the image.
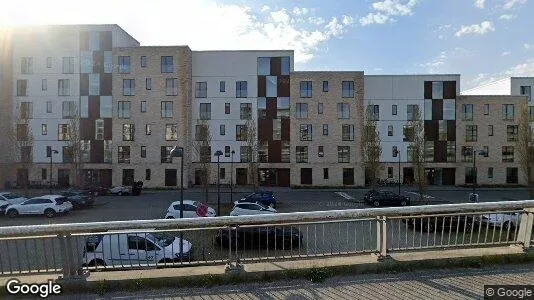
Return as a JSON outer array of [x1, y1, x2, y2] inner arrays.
[[405, 192, 435, 199], [335, 192, 353, 200]]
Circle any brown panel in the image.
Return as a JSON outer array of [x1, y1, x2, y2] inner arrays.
[[277, 169, 290, 187], [93, 51, 104, 74], [80, 74, 89, 96], [91, 140, 104, 163], [281, 118, 290, 141], [80, 119, 94, 140], [424, 120, 437, 141], [434, 141, 447, 162], [100, 73, 112, 96], [270, 57, 281, 76], [104, 118, 112, 140], [424, 81, 432, 99], [79, 31, 88, 51], [258, 119, 272, 141], [443, 81, 456, 99], [269, 140, 281, 163], [88, 96, 100, 119], [432, 99, 443, 120], [277, 75, 290, 97], [100, 31, 112, 51], [447, 120, 456, 141], [266, 98, 277, 119], [257, 76, 266, 97]]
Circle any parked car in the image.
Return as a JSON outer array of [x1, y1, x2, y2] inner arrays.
[[82, 232, 192, 268], [363, 190, 410, 207], [109, 185, 132, 196], [229, 202, 277, 216], [238, 191, 277, 208], [60, 189, 95, 209], [0, 192, 28, 205], [5, 195, 73, 218], [409, 215, 476, 232], [83, 185, 108, 197], [479, 213, 520, 229], [215, 226, 302, 249], [165, 200, 216, 219]]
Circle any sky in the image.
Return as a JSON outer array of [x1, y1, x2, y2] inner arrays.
[[0, 0, 532, 90]]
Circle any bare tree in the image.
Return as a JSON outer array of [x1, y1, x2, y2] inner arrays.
[[66, 104, 83, 187], [362, 103, 382, 188], [407, 106, 427, 204], [243, 119, 259, 191], [193, 119, 211, 202], [10, 119, 34, 197], [517, 103, 534, 197]]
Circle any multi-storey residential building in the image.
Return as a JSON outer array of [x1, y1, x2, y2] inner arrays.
[[290, 72, 364, 186], [0, 30, 14, 187], [112, 46, 192, 188]]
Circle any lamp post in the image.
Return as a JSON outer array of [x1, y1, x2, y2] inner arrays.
[[214, 150, 223, 216], [170, 146, 184, 257], [230, 150, 235, 203], [49, 149, 58, 195], [468, 147, 487, 202], [393, 147, 401, 194]]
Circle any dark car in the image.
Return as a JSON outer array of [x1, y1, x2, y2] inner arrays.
[[83, 185, 108, 197], [238, 191, 276, 208], [60, 189, 95, 209], [408, 215, 476, 232], [215, 226, 302, 249], [364, 190, 410, 207]]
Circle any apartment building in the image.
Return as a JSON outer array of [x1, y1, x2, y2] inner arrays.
[[112, 46, 192, 188], [0, 30, 14, 186], [456, 95, 528, 185], [290, 72, 364, 187]]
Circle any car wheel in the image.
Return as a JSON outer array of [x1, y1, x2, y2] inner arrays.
[[44, 208, 56, 218], [118, 191, 123, 196], [166, 216, 174, 219], [7, 209, 19, 218], [87, 259, 106, 271], [373, 200, 380, 207], [400, 200, 407, 206], [93, 191, 99, 197]]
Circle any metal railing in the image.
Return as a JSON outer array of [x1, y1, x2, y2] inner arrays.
[[0, 200, 533, 280]]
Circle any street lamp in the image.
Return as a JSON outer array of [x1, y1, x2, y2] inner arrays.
[[393, 147, 401, 194], [48, 148, 59, 195], [230, 150, 235, 203], [170, 146, 184, 258], [214, 150, 223, 216], [466, 147, 487, 202]]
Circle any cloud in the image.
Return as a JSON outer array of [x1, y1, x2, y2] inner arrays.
[[503, 0, 527, 9], [419, 47, 472, 73], [503, 58, 534, 76], [474, 0, 486, 8], [261, 5, 270, 12], [434, 24, 452, 40], [292, 7, 309, 16], [525, 43, 531, 49], [465, 58, 534, 90], [455, 21, 495, 37], [359, 0, 419, 26], [501, 51, 512, 56], [499, 14, 517, 20]]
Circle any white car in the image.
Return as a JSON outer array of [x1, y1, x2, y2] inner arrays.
[[165, 200, 216, 219], [0, 192, 28, 205], [109, 186, 132, 196], [229, 202, 277, 216], [82, 232, 192, 268], [5, 195, 73, 218], [480, 213, 520, 229]]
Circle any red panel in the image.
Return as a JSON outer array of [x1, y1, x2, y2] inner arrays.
[[80, 119, 94, 140], [104, 118, 112, 140], [258, 119, 272, 141], [266, 98, 277, 119], [443, 81, 457, 99], [277, 76, 290, 97], [269, 141, 281, 163], [270, 57, 281, 76], [257, 76, 266, 97], [424, 81, 432, 99], [91, 140, 104, 163], [281, 118, 290, 141], [88, 96, 99, 119]]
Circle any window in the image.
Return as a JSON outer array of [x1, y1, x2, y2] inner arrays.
[[323, 168, 329, 179], [195, 82, 207, 98], [223, 103, 231, 114], [258, 57, 270, 75], [161, 56, 173, 73], [95, 119, 104, 140], [273, 118, 281, 141], [46, 57, 52, 68], [281, 141, 290, 162], [281, 56, 290, 75], [46, 146, 52, 158], [507, 168, 518, 184], [277, 97, 290, 118], [502, 146, 514, 162], [266, 76, 277, 97], [123, 79, 135, 96], [161, 146, 173, 163], [99, 96, 111, 118], [41, 124, 47, 135], [438, 120, 447, 141], [300, 81, 312, 98], [16, 80, 27, 96], [465, 125, 477, 142], [392, 105, 397, 116], [57, 79, 70, 96], [140, 101, 147, 113], [165, 124, 178, 141], [62, 146, 73, 163], [146, 124, 152, 135], [462, 104, 473, 121], [20, 57, 33, 74], [296, 146, 308, 163], [342, 124, 355, 141], [224, 146, 230, 157], [318, 103, 324, 114], [318, 146, 324, 157], [367, 105, 379, 121], [338, 146, 350, 163], [403, 125, 414, 142], [122, 124, 135, 141], [259, 142, 268, 162], [507, 125, 518, 142], [342, 81, 354, 98], [41, 79, 47, 91], [140, 56, 147, 68], [166, 78, 177, 96], [118, 56, 131, 73], [46, 101, 52, 113], [337, 103, 350, 119], [20, 102, 33, 119], [432, 81, 443, 99], [465, 167, 475, 184], [235, 81, 248, 98], [388, 125, 393, 136], [58, 124, 70, 141], [199, 103, 211, 120], [300, 124, 312, 141], [530, 107, 534, 122], [483, 104, 489, 115], [520, 86, 531, 101], [81, 141, 90, 163], [145, 78, 152, 90], [195, 125, 208, 141], [220, 168, 226, 180], [407, 146, 415, 162], [118, 146, 130, 163], [117, 101, 131, 118], [388, 167, 393, 179], [104, 140, 112, 163], [240, 146, 251, 162], [295, 103, 308, 119], [19, 146, 31, 162], [323, 124, 329, 136], [236, 125, 247, 141], [443, 99, 455, 120], [146, 169, 151, 180], [42, 169, 47, 180], [503, 104, 515, 120], [425, 141, 434, 162], [62, 101, 76, 119], [240, 103, 252, 120], [323, 81, 328, 92], [488, 167, 493, 179], [161, 101, 173, 118], [62, 57, 74, 74], [220, 124, 226, 136], [16, 124, 28, 140], [488, 125, 494, 136], [141, 146, 146, 158], [89, 73, 100, 95], [407, 105, 418, 121], [483, 146, 489, 157]]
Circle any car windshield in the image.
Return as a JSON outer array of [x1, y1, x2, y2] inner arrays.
[[55, 197, 68, 204], [152, 232, 175, 247], [4, 193, 23, 199]]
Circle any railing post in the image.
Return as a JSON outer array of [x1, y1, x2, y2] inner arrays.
[[517, 208, 534, 250], [57, 234, 88, 282], [225, 225, 244, 274], [376, 216, 389, 260]]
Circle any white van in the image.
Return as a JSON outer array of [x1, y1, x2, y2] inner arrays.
[[82, 232, 192, 268]]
